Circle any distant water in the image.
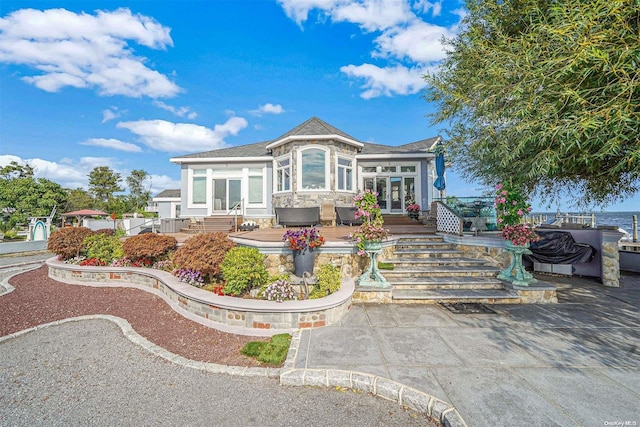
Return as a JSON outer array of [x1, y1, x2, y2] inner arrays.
[[532, 211, 639, 235]]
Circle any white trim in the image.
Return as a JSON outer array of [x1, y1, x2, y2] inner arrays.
[[297, 145, 330, 191], [356, 153, 434, 160], [335, 153, 356, 192], [152, 197, 180, 202], [273, 153, 292, 194], [266, 134, 363, 150], [171, 156, 273, 164], [188, 168, 209, 209], [246, 166, 267, 208]]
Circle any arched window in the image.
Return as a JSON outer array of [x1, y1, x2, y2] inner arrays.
[[298, 147, 328, 190]]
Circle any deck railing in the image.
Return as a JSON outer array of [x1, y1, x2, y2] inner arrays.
[[435, 201, 463, 235]]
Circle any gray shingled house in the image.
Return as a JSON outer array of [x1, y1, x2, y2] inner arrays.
[[169, 117, 442, 226]]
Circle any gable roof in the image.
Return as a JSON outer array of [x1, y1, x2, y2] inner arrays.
[[154, 189, 181, 198], [170, 140, 272, 163], [265, 116, 364, 150], [358, 136, 441, 157], [170, 117, 440, 164]]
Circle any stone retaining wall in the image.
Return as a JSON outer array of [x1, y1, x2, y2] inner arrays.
[[47, 258, 354, 334]]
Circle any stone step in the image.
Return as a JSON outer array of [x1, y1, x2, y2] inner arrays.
[[394, 243, 455, 251], [389, 276, 503, 290], [390, 249, 466, 259], [396, 238, 454, 249], [387, 257, 490, 268], [392, 288, 520, 304], [381, 265, 500, 278]]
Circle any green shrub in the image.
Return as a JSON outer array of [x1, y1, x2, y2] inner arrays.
[[47, 227, 95, 260], [173, 233, 235, 281], [122, 233, 177, 263], [241, 334, 291, 366], [83, 233, 124, 264], [220, 247, 270, 296], [377, 262, 394, 270], [310, 263, 341, 299], [241, 341, 266, 357]]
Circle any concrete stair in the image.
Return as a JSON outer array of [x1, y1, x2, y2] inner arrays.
[[180, 215, 242, 234], [385, 236, 518, 304]]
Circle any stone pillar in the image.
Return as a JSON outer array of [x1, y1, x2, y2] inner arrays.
[[601, 230, 624, 287]]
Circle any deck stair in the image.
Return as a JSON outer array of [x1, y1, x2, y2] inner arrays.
[[384, 236, 518, 304], [381, 214, 437, 233], [180, 215, 242, 234]]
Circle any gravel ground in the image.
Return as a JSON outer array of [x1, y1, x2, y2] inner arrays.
[[3, 266, 267, 366], [0, 319, 434, 427]]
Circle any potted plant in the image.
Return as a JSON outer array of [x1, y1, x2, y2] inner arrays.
[[406, 203, 421, 220], [282, 227, 325, 276], [494, 182, 539, 286]]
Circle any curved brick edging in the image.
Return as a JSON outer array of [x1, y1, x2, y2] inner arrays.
[[280, 330, 468, 427], [46, 258, 353, 336], [0, 315, 279, 378]]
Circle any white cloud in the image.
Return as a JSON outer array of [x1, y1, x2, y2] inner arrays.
[[147, 174, 181, 195], [116, 116, 249, 153], [331, 0, 414, 32], [373, 20, 452, 63], [0, 8, 180, 98], [413, 0, 442, 17], [340, 63, 427, 98], [277, 0, 460, 98], [152, 100, 198, 119], [277, 0, 339, 26], [0, 154, 117, 189], [278, 0, 412, 31], [102, 108, 122, 124], [80, 138, 142, 153], [249, 103, 285, 116]]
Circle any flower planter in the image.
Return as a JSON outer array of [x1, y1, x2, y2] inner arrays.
[[358, 240, 390, 288], [293, 248, 316, 277], [497, 240, 538, 286]]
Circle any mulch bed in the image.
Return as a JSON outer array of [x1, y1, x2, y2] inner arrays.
[[2, 266, 268, 367]]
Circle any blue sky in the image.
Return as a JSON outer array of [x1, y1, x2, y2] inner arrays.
[[1, 0, 638, 212]]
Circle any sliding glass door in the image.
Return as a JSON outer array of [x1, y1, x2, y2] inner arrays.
[[213, 179, 241, 212]]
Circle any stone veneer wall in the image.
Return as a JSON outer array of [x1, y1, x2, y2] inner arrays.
[[47, 258, 354, 333], [271, 139, 358, 208], [262, 245, 394, 278]]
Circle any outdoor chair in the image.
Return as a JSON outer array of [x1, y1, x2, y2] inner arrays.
[[335, 207, 363, 226], [320, 202, 336, 226], [275, 207, 320, 227]]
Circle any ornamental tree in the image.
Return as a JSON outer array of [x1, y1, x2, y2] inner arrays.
[[424, 0, 640, 207]]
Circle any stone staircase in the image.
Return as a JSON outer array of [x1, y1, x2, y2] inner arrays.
[[384, 236, 519, 304], [179, 215, 242, 234]]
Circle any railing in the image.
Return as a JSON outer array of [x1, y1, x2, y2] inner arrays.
[[435, 196, 497, 232], [227, 199, 244, 233], [435, 201, 463, 235]]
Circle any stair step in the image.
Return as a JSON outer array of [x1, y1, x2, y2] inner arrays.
[[392, 288, 520, 304], [387, 257, 490, 267], [389, 276, 503, 289], [382, 265, 500, 277]]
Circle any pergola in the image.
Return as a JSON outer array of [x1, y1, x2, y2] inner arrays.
[[61, 209, 108, 226]]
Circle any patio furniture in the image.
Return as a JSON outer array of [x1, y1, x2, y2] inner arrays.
[[320, 202, 336, 226], [335, 207, 363, 226], [275, 207, 320, 227]]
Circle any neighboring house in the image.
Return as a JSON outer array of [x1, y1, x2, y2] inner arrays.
[[170, 117, 442, 226], [148, 189, 181, 219]]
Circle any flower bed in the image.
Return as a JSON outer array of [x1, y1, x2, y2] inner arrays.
[[46, 257, 354, 334]]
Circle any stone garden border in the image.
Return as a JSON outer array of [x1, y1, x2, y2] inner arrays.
[[47, 257, 353, 336]]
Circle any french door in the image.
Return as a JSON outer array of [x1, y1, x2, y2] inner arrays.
[[212, 179, 241, 213], [364, 176, 409, 214]]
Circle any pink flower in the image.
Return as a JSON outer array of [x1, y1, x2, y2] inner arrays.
[[517, 209, 523, 216], [497, 183, 503, 190]]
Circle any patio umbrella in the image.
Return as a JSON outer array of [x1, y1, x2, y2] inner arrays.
[[433, 142, 446, 191]]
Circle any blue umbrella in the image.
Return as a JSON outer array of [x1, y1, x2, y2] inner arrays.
[[433, 141, 446, 191]]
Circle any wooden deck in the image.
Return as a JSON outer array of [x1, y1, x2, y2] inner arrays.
[[161, 223, 435, 244], [228, 223, 435, 243]]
